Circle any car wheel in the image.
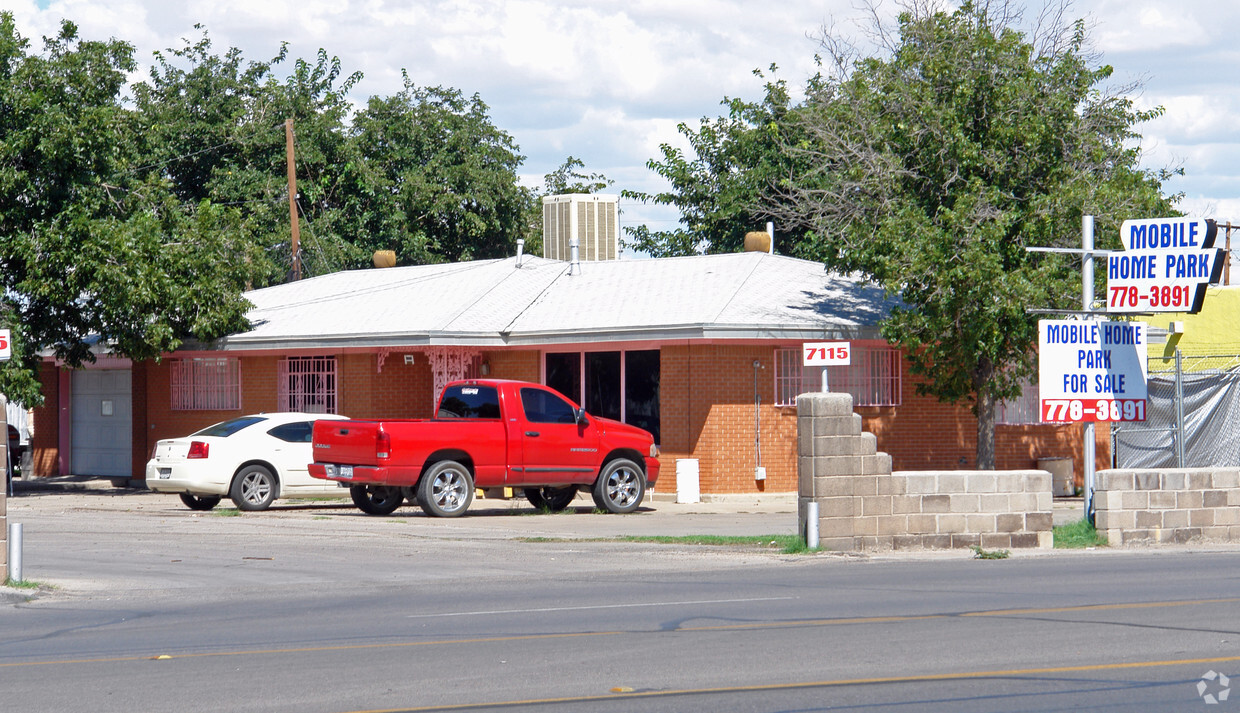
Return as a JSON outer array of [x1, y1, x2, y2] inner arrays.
[[417, 460, 474, 518], [230, 465, 278, 511], [178, 493, 221, 511], [524, 486, 577, 512], [350, 485, 404, 515], [592, 459, 646, 514]]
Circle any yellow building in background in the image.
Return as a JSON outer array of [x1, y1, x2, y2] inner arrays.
[[1141, 285, 1240, 368]]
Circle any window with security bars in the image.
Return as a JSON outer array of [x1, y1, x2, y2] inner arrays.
[[170, 358, 241, 410], [774, 346, 902, 407], [998, 378, 1041, 424], [278, 356, 337, 414]]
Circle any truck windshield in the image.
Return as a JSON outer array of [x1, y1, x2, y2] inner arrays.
[[437, 385, 501, 419]]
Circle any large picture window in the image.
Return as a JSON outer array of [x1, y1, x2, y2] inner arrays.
[[278, 356, 337, 414], [544, 349, 660, 443], [170, 358, 241, 411], [775, 346, 902, 407]]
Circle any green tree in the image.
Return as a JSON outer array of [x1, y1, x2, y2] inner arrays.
[[624, 67, 806, 257], [344, 75, 537, 264], [131, 29, 364, 282], [0, 15, 254, 404], [543, 156, 613, 195], [768, 0, 1177, 468]]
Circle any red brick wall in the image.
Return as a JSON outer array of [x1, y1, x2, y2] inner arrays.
[[658, 344, 798, 494], [486, 350, 540, 383], [856, 365, 1109, 490], [131, 361, 149, 478], [31, 362, 60, 477], [33, 345, 1110, 492]]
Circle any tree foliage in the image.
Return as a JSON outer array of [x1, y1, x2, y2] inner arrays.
[[0, 15, 254, 405], [626, 0, 1178, 467], [768, 0, 1178, 467], [543, 156, 614, 196], [0, 16, 546, 402], [623, 67, 806, 258], [345, 76, 536, 264]]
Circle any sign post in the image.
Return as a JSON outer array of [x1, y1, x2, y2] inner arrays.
[[803, 341, 851, 392]]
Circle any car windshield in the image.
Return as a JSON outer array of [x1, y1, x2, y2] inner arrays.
[[192, 415, 267, 438]]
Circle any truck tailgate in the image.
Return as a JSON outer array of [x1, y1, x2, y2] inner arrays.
[[312, 420, 388, 466]]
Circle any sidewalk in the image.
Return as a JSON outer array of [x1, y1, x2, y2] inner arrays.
[[8, 474, 1088, 527], [9, 474, 139, 494]]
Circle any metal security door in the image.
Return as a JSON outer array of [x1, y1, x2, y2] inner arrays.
[[71, 369, 133, 477]]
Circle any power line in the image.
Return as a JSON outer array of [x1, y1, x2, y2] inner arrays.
[[126, 122, 284, 176]]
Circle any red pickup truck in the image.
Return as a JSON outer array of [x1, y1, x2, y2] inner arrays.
[[309, 379, 660, 517]]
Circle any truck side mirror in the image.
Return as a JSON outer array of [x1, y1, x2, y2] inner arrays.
[[574, 408, 587, 425]]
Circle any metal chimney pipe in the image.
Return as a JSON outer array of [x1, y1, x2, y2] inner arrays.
[[570, 237, 580, 276], [515, 238, 524, 268]]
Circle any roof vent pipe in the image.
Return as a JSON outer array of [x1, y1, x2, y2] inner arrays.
[[516, 238, 524, 268], [766, 221, 775, 254], [570, 237, 581, 276]]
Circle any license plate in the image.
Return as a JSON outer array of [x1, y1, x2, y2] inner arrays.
[[158, 468, 172, 480], [338, 465, 353, 480]]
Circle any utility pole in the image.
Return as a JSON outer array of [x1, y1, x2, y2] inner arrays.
[[285, 118, 302, 281]]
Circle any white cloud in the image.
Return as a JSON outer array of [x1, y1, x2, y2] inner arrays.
[[8, 0, 1240, 238]]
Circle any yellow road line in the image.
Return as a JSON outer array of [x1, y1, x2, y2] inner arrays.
[[2, 596, 1237, 669], [331, 654, 1240, 713]]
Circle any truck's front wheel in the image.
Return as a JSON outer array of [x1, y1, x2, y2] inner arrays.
[[592, 459, 645, 514], [418, 461, 474, 517], [350, 485, 403, 515]]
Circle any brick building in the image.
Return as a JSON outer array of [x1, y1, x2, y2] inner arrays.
[[30, 251, 1101, 494]]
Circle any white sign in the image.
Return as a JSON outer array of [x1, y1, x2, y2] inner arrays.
[[0, 329, 9, 361], [1038, 320, 1147, 422], [802, 341, 851, 366], [1106, 217, 1224, 313]]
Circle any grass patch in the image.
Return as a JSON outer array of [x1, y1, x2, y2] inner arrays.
[[515, 534, 820, 554], [1054, 518, 1108, 548], [621, 534, 817, 554], [211, 508, 242, 517], [969, 545, 1010, 559], [4, 577, 40, 589]]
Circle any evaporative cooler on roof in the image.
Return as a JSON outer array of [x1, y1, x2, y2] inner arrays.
[[541, 194, 619, 261]]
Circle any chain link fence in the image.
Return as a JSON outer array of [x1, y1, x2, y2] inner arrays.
[[1112, 353, 1240, 468]]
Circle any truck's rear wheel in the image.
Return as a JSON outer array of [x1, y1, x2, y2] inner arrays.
[[592, 459, 645, 514], [418, 461, 474, 517], [525, 486, 577, 512], [350, 485, 404, 515]]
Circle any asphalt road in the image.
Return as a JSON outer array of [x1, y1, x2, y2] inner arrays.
[[2, 489, 1239, 713]]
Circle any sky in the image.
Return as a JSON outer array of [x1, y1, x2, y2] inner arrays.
[[7, 0, 1240, 258]]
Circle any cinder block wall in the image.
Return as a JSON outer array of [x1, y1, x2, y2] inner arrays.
[[797, 392, 1053, 551], [1096, 468, 1240, 545]]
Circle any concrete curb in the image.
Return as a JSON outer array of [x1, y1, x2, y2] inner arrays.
[[10, 476, 144, 494]]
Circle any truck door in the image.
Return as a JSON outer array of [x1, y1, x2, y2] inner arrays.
[[517, 386, 600, 485]]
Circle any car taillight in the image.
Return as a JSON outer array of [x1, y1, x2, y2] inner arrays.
[[187, 441, 209, 459], [376, 428, 391, 460]]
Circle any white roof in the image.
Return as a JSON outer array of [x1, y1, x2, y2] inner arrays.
[[213, 252, 894, 351]]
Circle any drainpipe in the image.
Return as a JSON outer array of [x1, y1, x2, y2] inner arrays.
[[753, 360, 766, 481]]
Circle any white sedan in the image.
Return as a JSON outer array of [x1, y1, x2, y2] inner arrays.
[[146, 412, 350, 511]]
